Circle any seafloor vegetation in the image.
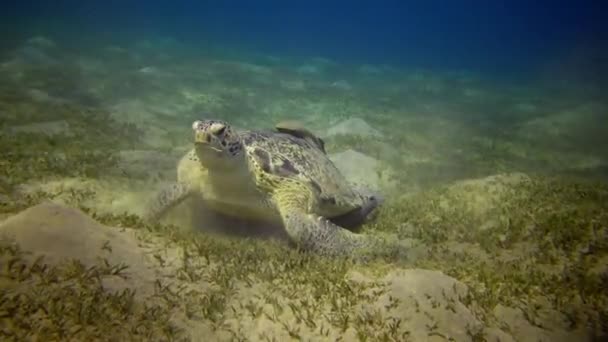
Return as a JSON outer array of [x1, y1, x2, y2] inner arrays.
[[0, 36, 607, 341]]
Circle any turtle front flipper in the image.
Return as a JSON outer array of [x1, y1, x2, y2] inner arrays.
[[143, 182, 194, 223], [274, 186, 404, 259]]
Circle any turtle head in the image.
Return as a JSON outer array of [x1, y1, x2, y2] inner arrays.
[[192, 120, 244, 170]]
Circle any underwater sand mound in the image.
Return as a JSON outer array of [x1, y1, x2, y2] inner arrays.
[[330, 149, 397, 190], [324, 117, 382, 138], [0, 175, 601, 340], [0, 202, 157, 296]]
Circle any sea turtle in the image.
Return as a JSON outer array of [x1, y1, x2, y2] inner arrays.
[[144, 119, 404, 258]]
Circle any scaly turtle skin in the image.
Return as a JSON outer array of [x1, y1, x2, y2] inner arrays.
[[144, 119, 404, 259]]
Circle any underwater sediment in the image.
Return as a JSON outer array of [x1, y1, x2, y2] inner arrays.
[[0, 36, 607, 341]]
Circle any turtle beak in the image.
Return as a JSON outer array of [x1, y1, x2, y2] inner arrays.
[[194, 130, 223, 152], [194, 130, 210, 144]]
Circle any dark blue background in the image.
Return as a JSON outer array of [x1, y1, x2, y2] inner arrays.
[[2, 0, 606, 75]]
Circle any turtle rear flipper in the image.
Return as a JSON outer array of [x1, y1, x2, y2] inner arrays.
[[330, 186, 384, 230], [275, 120, 326, 154], [143, 182, 193, 223]]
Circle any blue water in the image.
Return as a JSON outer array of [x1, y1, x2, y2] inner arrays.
[[3, 0, 606, 77]]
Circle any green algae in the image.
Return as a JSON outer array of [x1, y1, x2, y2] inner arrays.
[[372, 175, 608, 335], [0, 242, 181, 341], [0, 52, 607, 340], [4, 153, 607, 339], [0, 92, 141, 196]]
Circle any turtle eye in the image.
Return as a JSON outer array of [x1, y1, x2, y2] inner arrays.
[[211, 123, 226, 136], [215, 126, 226, 135]]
